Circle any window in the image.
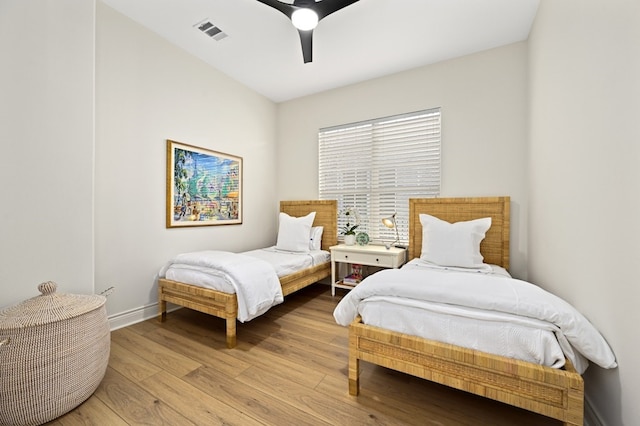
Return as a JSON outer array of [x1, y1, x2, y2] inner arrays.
[[319, 108, 441, 245]]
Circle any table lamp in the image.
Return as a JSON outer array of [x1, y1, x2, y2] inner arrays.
[[382, 213, 399, 250]]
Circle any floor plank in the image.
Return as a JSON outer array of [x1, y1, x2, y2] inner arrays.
[[93, 368, 196, 425], [139, 370, 264, 426], [55, 396, 128, 426], [184, 364, 331, 426]]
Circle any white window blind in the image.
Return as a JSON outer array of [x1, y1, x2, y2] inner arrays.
[[319, 108, 441, 245]]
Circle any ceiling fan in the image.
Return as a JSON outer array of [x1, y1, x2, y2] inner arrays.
[[255, 0, 360, 63]]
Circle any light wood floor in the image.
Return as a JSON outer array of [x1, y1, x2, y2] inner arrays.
[[47, 284, 561, 426]]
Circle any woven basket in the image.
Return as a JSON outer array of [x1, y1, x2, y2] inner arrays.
[[0, 282, 110, 426]]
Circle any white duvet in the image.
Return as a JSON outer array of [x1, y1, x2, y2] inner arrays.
[[334, 262, 617, 374], [159, 250, 283, 322]]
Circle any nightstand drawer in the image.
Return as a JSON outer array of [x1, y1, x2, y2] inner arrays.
[[330, 244, 406, 296], [332, 251, 399, 268]]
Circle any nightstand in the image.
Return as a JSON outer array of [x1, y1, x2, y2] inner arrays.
[[330, 244, 406, 296]]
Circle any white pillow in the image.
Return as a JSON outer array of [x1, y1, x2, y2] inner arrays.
[[276, 212, 316, 252], [419, 213, 491, 269], [309, 226, 324, 251]]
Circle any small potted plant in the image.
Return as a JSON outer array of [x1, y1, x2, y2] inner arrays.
[[340, 207, 360, 245]]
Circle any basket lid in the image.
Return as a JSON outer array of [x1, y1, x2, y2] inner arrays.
[[0, 281, 106, 329]]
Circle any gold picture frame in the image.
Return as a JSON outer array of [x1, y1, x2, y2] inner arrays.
[[166, 140, 242, 228]]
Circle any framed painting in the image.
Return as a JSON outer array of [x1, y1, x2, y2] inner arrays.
[[166, 140, 242, 228]]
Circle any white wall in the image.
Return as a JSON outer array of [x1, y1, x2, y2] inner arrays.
[[528, 0, 640, 424], [0, 0, 95, 308], [95, 3, 278, 323], [277, 43, 530, 279]]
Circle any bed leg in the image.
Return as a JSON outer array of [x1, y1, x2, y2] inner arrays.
[[349, 330, 360, 395], [349, 356, 360, 395], [561, 368, 584, 426], [226, 317, 237, 349], [158, 296, 167, 323]]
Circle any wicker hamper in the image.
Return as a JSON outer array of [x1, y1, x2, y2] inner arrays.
[[0, 281, 110, 426]]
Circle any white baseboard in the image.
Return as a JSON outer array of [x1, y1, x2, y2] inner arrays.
[[107, 302, 179, 331], [584, 394, 605, 426]]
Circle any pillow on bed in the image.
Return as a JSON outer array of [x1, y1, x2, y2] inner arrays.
[[309, 226, 324, 251], [419, 213, 491, 269], [276, 211, 316, 252]]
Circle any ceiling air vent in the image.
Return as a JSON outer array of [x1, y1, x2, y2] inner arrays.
[[195, 19, 228, 41]]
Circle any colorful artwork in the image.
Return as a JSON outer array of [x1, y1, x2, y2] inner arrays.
[[166, 140, 242, 227]]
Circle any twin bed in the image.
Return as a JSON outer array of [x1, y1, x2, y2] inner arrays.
[[334, 197, 616, 426], [157, 196, 616, 425], [158, 200, 337, 348]]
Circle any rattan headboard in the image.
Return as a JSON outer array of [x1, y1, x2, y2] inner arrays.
[[408, 197, 510, 270], [280, 200, 338, 251]]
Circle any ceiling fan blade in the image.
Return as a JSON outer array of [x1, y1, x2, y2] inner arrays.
[[298, 29, 313, 63], [255, 0, 294, 18], [314, 0, 360, 20]]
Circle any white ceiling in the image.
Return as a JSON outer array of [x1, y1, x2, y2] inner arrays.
[[100, 0, 540, 103]]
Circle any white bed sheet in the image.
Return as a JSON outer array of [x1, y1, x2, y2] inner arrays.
[[163, 246, 329, 293], [243, 247, 329, 277], [358, 296, 567, 368]]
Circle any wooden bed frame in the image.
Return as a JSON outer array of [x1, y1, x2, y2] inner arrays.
[[348, 197, 584, 426], [158, 200, 337, 349]]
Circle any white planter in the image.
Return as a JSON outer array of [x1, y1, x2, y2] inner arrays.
[[344, 234, 356, 245]]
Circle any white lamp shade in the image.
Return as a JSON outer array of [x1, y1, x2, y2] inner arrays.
[[291, 8, 319, 31], [382, 214, 396, 228]]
